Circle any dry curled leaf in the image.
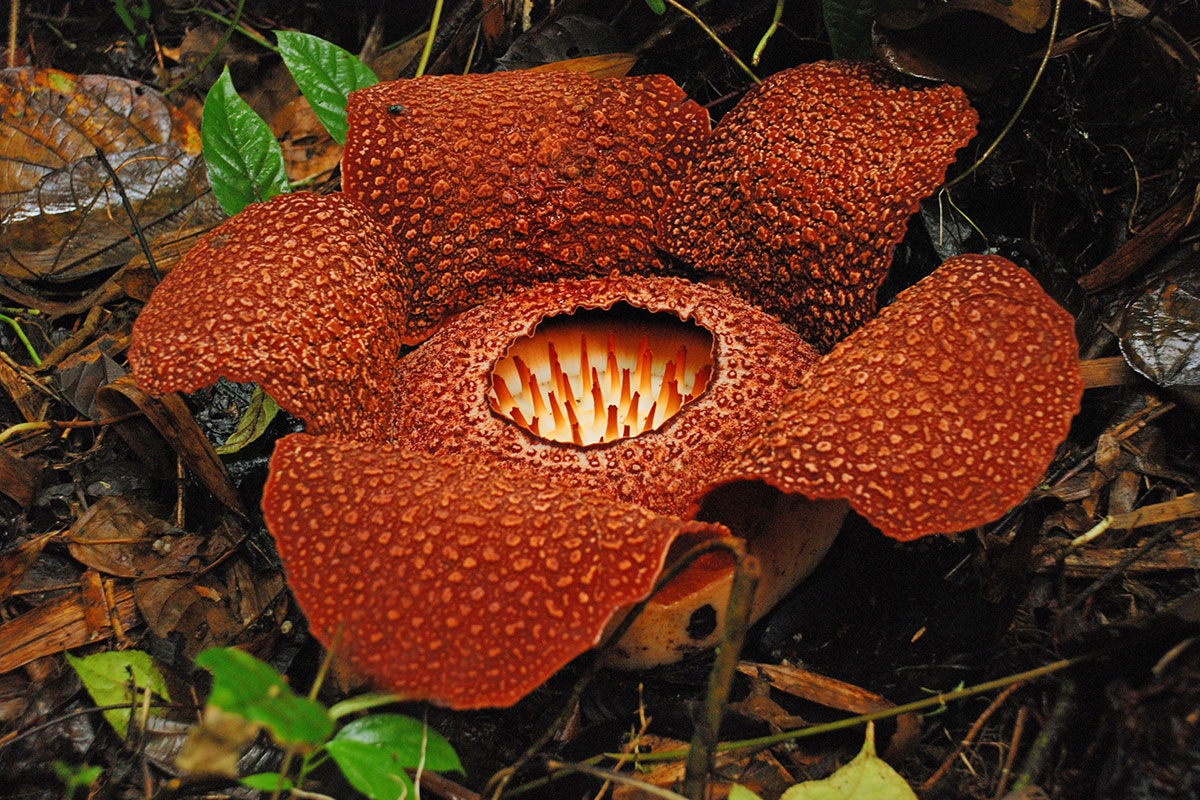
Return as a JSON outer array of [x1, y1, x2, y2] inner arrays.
[[66, 496, 223, 579]]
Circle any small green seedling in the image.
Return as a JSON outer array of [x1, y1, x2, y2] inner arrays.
[[185, 647, 462, 800], [201, 32, 378, 215], [53, 761, 103, 799]]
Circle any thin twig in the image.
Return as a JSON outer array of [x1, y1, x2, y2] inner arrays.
[[545, 759, 690, 800], [615, 657, 1082, 762], [1008, 679, 1076, 793], [994, 705, 1028, 798], [0, 702, 199, 752], [663, 0, 759, 84], [946, 0, 1062, 187], [920, 681, 1025, 792], [1063, 525, 1176, 614], [682, 549, 759, 799], [7, 0, 17, 68], [93, 148, 162, 283], [503, 657, 1084, 798], [162, 0, 246, 95], [0, 412, 143, 445]]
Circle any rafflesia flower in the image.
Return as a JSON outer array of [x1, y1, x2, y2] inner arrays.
[[129, 62, 1083, 709]]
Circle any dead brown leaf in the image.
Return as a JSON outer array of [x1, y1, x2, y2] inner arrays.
[[0, 583, 139, 674], [0, 68, 222, 282]]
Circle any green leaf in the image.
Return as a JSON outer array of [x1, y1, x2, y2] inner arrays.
[[730, 786, 765, 800], [202, 66, 289, 215], [65, 650, 169, 738], [53, 761, 102, 795], [780, 724, 917, 800], [195, 647, 333, 746], [240, 773, 295, 791], [822, 0, 876, 59], [215, 385, 280, 455], [644, 0, 667, 14], [335, 713, 463, 773], [275, 30, 378, 144], [329, 692, 408, 719], [325, 738, 416, 800]]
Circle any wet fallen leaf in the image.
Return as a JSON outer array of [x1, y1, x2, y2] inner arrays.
[[133, 550, 284, 662], [56, 341, 127, 420], [0, 532, 53, 601], [738, 724, 918, 800], [1119, 269, 1200, 408], [0, 68, 199, 213], [135, 574, 243, 660], [877, 0, 1052, 35], [1, 143, 222, 281], [496, 15, 626, 70], [0, 446, 40, 508], [737, 662, 922, 759], [0, 68, 222, 281], [528, 53, 638, 78], [274, 95, 342, 185], [872, 0, 1054, 89]]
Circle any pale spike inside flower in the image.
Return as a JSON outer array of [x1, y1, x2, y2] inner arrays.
[[488, 305, 715, 447]]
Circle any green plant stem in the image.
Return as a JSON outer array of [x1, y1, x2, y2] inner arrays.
[[664, 0, 759, 84], [752, 0, 785, 66], [414, 0, 445, 77], [682, 550, 759, 799], [611, 656, 1082, 763], [163, 0, 246, 95], [93, 147, 161, 283], [946, 0, 1062, 187], [1, 314, 41, 366], [171, 7, 277, 52], [270, 630, 341, 800]]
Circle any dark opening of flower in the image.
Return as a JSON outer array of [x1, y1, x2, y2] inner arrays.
[[488, 305, 715, 446]]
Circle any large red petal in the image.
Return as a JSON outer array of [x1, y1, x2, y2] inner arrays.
[[660, 61, 978, 351], [263, 433, 725, 708], [342, 71, 710, 342], [129, 193, 408, 441], [708, 255, 1082, 540]]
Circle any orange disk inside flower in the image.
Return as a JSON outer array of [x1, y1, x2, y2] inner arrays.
[[388, 273, 817, 519], [488, 305, 715, 446]]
